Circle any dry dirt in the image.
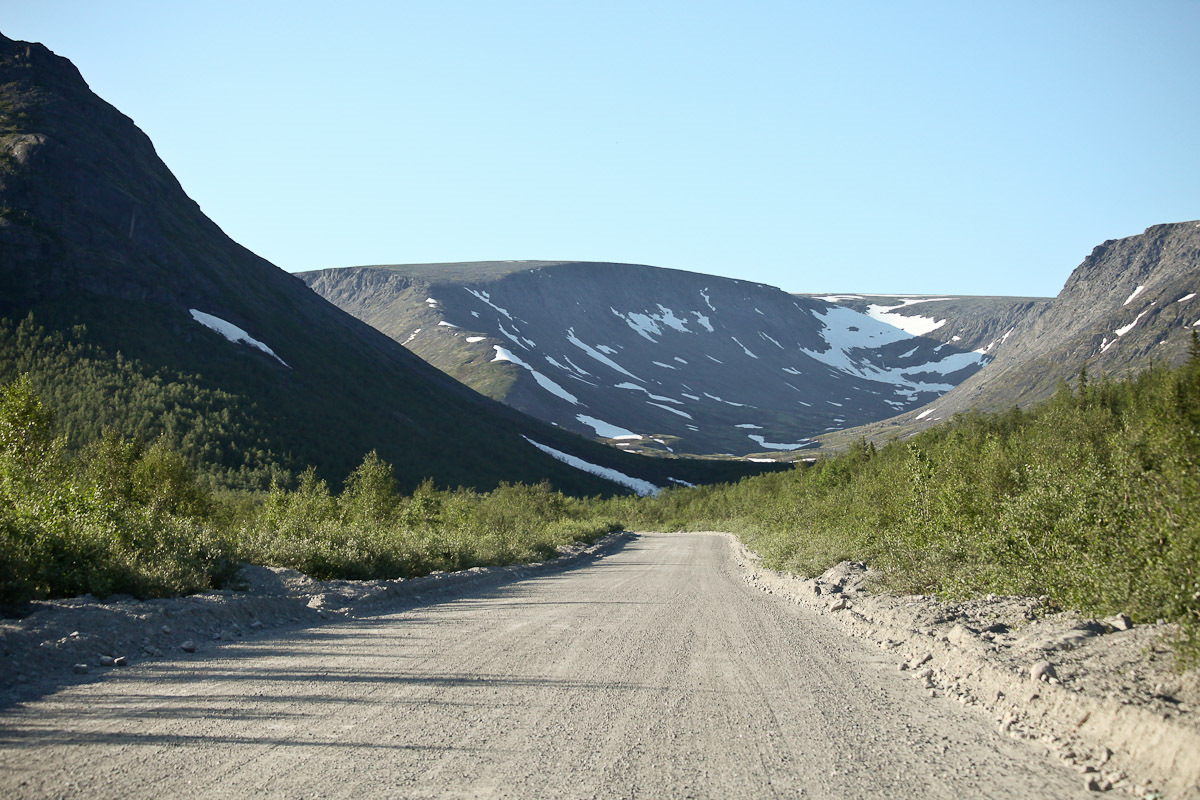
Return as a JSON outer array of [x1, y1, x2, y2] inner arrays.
[[0, 531, 1195, 798]]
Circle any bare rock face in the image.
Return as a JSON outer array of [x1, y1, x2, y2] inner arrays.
[[909, 221, 1200, 420]]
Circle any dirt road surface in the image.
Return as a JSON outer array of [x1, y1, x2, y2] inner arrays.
[[0, 532, 1094, 798]]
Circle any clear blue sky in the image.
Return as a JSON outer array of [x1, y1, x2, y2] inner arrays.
[[4, 1, 1198, 296]]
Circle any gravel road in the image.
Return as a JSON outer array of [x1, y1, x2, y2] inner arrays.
[[0, 532, 1094, 798]]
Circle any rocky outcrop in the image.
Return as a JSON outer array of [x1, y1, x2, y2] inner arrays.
[[900, 221, 1200, 426]]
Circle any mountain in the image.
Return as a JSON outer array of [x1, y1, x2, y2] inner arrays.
[[0, 33, 774, 494], [302, 261, 1034, 456], [822, 221, 1200, 446]]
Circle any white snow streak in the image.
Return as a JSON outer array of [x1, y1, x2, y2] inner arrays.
[[1114, 310, 1149, 338], [747, 434, 813, 451], [189, 310, 289, 367], [466, 288, 513, 319], [647, 402, 693, 419], [731, 337, 758, 359], [522, 437, 659, 496], [492, 347, 579, 404], [1123, 285, 1146, 306], [575, 414, 639, 439], [567, 328, 641, 380], [497, 323, 527, 349]]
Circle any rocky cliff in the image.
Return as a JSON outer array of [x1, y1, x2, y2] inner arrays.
[[824, 221, 1200, 446]]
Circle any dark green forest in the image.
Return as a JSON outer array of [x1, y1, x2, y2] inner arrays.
[[3, 316, 1198, 659]]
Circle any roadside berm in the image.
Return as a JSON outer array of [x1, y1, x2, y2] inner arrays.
[[729, 533, 1200, 799]]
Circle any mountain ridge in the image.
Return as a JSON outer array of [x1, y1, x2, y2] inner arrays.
[[302, 261, 1019, 456], [0, 32, 775, 494], [820, 220, 1200, 447], [304, 222, 1197, 457]]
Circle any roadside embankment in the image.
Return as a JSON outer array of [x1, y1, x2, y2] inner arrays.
[[0, 531, 634, 708], [728, 533, 1200, 799]]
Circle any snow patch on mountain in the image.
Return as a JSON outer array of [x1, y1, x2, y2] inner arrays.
[[521, 437, 659, 496], [865, 298, 949, 336], [492, 346, 579, 404], [801, 306, 985, 395], [731, 337, 758, 358], [747, 434, 814, 451], [567, 329, 641, 380], [647, 402, 694, 419], [466, 288, 513, 320], [575, 414, 639, 439], [1114, 310, 1150, 338], [759, 332, 784, 349], [189, 310, 289, 367]]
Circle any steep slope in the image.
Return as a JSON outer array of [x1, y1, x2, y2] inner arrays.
[[303, 262, 1017, 456], [822, 221, 1200, 446], [0, 33, 772, 494]]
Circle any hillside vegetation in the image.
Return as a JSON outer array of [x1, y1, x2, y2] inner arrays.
[[0, 315, 290, 490], [0, 369, 619, 603], [616, 337, 1200, 658], [3, 338, 1198, 659]]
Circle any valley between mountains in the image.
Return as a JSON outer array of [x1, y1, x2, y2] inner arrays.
[[303, 220, 1200, 460], [2, 29, 1200, 800]]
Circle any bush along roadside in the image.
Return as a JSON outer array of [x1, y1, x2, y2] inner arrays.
[[619, 338, 1200, 663], [0, 374, 620, 606], [4, 339, 1198, 661]]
